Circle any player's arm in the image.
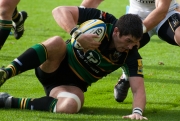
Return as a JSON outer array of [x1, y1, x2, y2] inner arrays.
[[122, 77, 147, 120], [122, 49, 147, 120], [130, 77, 146, 111], [52, 6, 79, 33], [143, 0, 171, 32], [80, 0, 104, 8], [52, 6, 100, 50]]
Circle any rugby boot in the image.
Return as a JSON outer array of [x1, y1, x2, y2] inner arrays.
[[0, 92, 12, 108], [0, 68, 8, 87], [114, 78, 130, 102], [12, 11, 28, 39]]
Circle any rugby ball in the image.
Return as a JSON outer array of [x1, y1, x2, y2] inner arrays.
[[71, 19, 106, 49]]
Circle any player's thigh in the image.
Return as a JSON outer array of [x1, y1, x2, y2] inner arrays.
[[174, 23, 180, 45], [42, 36, 66, 59], [40, 36, 67, 73], [0, 0, 20, 19], [50, 85, 84, 113], [0, 0, 19, 7], [157, 12, 180, 46]]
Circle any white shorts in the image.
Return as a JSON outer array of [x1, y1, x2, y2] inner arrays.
[[126, 4, 180, 37]]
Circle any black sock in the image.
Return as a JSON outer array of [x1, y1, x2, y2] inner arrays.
[[12, 7, 21, 23], [11, 96, 57, 112], [0, 20, 12, 49], [5, 43, 48, 78]]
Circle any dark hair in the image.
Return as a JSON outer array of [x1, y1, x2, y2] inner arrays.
[[115, 14, 143, 39]]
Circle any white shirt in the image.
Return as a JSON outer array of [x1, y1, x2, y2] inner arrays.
[[128, 0, 177, 19]]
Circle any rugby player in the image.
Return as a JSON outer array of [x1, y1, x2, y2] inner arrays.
[[0, 6, 147, 120]]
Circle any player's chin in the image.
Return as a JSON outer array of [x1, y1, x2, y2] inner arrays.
[[117, 48, 127, 52]]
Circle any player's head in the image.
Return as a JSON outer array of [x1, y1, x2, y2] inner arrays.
[[116, 14, 143, 39], [112, 14, 143, 52]]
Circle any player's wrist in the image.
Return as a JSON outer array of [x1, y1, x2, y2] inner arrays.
[[142, 24, 147, 33], [132, 107, 143, 115], [70, 27, 83, 41]]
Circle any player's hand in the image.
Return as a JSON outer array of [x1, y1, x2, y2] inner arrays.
[[122, 113, 148, 120], [77, 33, 101, 51]]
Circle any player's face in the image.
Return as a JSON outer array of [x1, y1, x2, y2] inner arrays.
[[112, 27, 140, 52]]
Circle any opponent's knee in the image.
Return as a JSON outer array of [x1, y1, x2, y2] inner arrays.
[[175, 27, 180, 45], [53, 92, 82, 114]]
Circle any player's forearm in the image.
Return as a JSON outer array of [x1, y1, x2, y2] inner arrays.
[[132, 88, 146, 112], [80, 0, 104, 8], [143, 0, 170, 32], [143, 9, 167, 32], [130, 77, 146, 112], [52, 6, 79, 33]]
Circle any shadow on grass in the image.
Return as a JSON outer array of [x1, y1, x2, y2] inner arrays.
[[144, 65, 180, 72], [144, 77, 180, 85], [38, 106, 180, 121], [1, 103, 180, 121]]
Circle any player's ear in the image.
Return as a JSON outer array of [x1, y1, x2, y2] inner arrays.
[[113, 27, 120, 36]]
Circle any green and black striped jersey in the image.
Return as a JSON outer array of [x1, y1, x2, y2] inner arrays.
[[67, 7, 143, 85]]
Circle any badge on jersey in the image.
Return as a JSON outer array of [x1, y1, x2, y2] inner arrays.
[[137, 59, 143, 74]]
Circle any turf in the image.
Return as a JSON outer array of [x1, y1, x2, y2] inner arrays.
[[0, 0, 180, 121]]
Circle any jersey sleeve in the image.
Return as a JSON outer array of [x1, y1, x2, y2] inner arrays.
[[78, 7, 117, 24], [122, 47, 143, 78]]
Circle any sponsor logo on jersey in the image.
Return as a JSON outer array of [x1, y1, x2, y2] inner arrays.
[[85, 51, 101, 65], [109, 51, 122, 63], [77, 50, 101, 73], [137, 59, 143, 74]]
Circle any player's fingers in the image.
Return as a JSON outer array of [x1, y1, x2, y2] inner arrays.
[[122, 115, 148, 120], [137, 116, 148, 120], [122, 115, 130, 119], [91, 34, 100, 38], [84, 48, 89, 53], [89, 41, 100, 48], [93, 43, 101, 48], [84, 46, 96, 50], [85, 33, 99, 38], [143, 117, 148, 120]]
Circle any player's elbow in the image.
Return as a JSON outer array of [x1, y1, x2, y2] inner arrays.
[[161, 12, 167, 19]]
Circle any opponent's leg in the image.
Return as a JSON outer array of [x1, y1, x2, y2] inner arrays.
[[12, 7, 28, 39], [158, 13, 180, 46], [174, 25, 180, 46], [0, 0, 19, 49], [168, 13, 180, 46]]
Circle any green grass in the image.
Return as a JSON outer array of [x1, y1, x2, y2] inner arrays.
[[0, 0, 180, 121]]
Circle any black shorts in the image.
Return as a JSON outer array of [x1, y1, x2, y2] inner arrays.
[[35, 54, 89, 96], [158, 13, 180, 46]]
